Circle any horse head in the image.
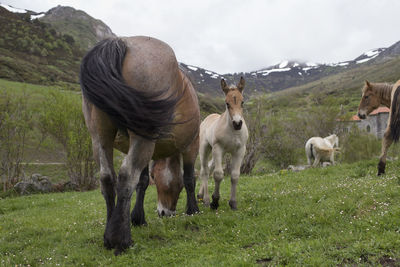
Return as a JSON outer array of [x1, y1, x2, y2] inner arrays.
[[221, 77, 245, 130], [358, 80, 381, 119], [152, 155, 183, 217]]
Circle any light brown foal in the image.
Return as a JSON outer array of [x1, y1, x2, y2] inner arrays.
[[198, 77, 249, 210]]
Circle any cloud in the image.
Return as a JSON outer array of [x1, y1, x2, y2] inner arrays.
[[3, 0, 400, 73]]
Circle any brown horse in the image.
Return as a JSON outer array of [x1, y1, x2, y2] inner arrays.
[[357, 80, 400, 175], [80, 36, 200, 255]]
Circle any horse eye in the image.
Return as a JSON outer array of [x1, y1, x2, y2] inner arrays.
[[364, 95, 369, 99]]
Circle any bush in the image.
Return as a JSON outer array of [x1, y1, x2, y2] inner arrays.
[[339, 127, 381, 163], [0, 90, 32, 191], [38, 91, 97, 190]]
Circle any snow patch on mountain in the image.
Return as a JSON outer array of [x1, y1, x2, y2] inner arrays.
[[1, 3, 26, 13]]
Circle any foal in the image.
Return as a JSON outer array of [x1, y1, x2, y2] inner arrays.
[[198, 77, 249, 210], [357, 80, 400, 175]]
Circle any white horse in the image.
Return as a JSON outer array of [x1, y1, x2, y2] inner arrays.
[[305, 134, 339, 167], [197, 77, 249, 210]]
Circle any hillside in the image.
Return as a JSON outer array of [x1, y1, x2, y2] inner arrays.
[[1, 159, 400, 265], [0, 4, 115, 89], [0, 5, 83, 88]]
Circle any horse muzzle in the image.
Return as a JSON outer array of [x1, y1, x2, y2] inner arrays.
[[357, 113, 366, 119], [157, 202, 176, 217], [233, 120, 243, 130]]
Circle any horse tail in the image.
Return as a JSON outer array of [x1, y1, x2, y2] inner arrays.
[[310, 143, 314, 159], [80, 38, 180, 140], [390, 85, 400, 142]]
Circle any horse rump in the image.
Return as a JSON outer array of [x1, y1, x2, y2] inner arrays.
[[80, 38, 180, 140], [390, 85, 400, 142]]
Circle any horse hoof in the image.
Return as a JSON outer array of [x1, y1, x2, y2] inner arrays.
[[377, 161, 386, 176], [104, 236, 113, 250], [197, 193, 203, 200], [114, 243, 131, 256], [210, 195, 219, 210], [229, 200, 237, 210], [186, 204, 200, 215], [131, 216, 147, 227], [131, 210, 147, 227]]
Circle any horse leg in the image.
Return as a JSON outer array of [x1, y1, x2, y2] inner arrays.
[[131, 165, 149, 226], [104, 133, 155, 255], [198, 141, 211, 206], [229, 147, 245, 210], [312, 154, 321, 167], [210, 145, 224, 210], [82, 101, 117, 249], [182, 135, 200, 215], [378, 129, 393, 175]]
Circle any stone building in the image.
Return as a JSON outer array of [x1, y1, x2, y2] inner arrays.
[[341, 107, 389, 138]]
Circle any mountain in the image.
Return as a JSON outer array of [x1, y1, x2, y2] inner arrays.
[[39, 5, 116, 50], [1, 2, 400, 98], [181, 46, 399, 96]]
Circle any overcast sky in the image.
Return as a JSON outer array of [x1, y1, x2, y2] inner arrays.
[[3, 0, 400, 74]]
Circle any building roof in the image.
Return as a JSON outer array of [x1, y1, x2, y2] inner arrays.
[[351, 106, 390, 121]]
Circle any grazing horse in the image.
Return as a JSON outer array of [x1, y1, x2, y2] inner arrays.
[[197, 77, 249, 210], [305, 134, 339, 167], [357, 80, 400, 175], [80, 36, 200, 255], [149, 134, 199, 217]]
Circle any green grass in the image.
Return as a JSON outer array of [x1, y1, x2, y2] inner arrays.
[[1, 159, 400, 266]]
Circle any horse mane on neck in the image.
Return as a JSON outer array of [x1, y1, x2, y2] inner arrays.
[[372, 83, 393, 106]]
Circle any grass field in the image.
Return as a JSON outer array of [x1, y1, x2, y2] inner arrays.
[[1, 159, 400, 266]]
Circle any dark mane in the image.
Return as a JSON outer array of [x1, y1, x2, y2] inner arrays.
[[80, 38, 180, 140]]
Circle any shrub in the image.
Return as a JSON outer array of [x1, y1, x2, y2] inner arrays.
[[339, 127, 381, 163], [0, 90, 32, 191], [38, 91, 97, 190]]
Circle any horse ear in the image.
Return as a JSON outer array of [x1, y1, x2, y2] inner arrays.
[[221, 79, 229, 94], [365, 80, 371, 88], [237, 76, 245, 93]]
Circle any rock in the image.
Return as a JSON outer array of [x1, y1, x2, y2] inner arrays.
[[287, 165, 309, 172], [62, 181, 78, 191], [13, 174, 53, 195]]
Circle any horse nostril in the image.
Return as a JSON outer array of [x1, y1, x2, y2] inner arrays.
[[161, 210, 165, 216]]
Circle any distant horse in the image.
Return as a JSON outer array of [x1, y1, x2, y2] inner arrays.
[[357, 80, 400, 175], [305, 134, 339, 167], [80, 36, 200, 255], [197, 77, 249, 210]]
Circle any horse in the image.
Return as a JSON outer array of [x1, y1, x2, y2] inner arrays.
[[197, 77, 249, 210], [80, 36, 200, 255], [305, 134, 339, 167], [357, 80, 400, 175]]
